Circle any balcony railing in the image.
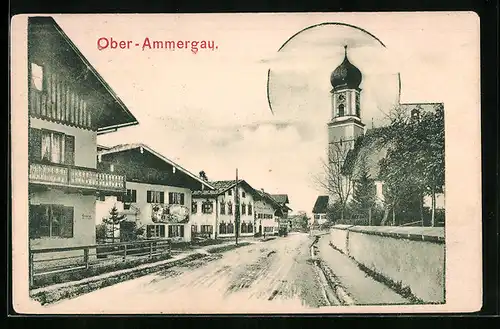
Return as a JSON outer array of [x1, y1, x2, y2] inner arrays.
[[29, 162, 125, 192]]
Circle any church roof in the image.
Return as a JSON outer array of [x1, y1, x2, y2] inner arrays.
[[330, 46, 362, 91], [342, 127, 392, 181], [312, 196, 329, 214]]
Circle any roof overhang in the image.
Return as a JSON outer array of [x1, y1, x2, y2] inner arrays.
[[28, 16, 139, 133], [98, 144, 215, 190]]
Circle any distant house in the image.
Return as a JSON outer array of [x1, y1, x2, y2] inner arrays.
[[96, 144, 214, 243], [191, 179, 259, 240], [27, 17, 138, 258], [312, 196, 329, 225], [270, 194, 292, 219]]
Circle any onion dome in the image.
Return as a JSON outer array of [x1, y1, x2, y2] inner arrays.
[[330, 45, 362, 90]]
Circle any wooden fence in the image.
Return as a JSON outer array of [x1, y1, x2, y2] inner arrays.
[[29, 238, 171, 288]]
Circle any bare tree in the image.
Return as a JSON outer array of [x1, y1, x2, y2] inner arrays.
[[314, 141, 357, 222]]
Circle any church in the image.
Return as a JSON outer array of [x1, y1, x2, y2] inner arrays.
[[312, 45, 445, 227]]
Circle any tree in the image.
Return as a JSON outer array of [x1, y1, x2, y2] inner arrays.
[[102, 205, 126, 243], [314, 141, 356, 222], [378, 105, 444, 226], [350, 164, 376, 225]]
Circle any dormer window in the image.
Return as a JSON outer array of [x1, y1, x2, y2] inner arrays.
[[31, 63, 44, 91]]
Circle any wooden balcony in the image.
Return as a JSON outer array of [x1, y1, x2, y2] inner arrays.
[[29, 162, 125, 193]]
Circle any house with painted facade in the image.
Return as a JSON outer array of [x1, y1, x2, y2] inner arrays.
[[27, 16, 138, 255], [95, 144, 214, 243], [191, 180, 259, 240]]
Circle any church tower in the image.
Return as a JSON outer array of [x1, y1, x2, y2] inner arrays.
[[328, 45, 365, 163]]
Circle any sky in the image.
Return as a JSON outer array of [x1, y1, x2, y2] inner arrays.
[[51, 12, 479, 215]]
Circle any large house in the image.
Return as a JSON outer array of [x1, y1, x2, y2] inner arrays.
[[95, 144, 214, 243], [191, 179, 259, 240], [27, 17, 139, 256]]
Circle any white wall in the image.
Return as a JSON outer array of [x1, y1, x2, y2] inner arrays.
[[30, 189, 96, 249], [330, 225, 445, 303], [191, 184, 256, 238], [30, 117, 97, 169]]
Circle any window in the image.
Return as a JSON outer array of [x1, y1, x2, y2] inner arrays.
[[220, 201, 225, 215], [241, 222, 248, 233], [124, 189, 137, 203], [169, 192, 185, 205], [355, 96, 361, 117], [228, 189, 232, 196], [29, 204, 74, 238], [201, 225, 213, 234], [338, 104, 345, 117], [264, 227, 273, 233], [241, 203, 246, 215], [147, 224, 165, 238], [168, 225, 184, 238], [242, 191, 246, 198], [31, 63, 44, 91], [227, 223, 234, 234], [202, 200, 213, 214], [219, 222, 227, 234], [192, 201, 198, 214], [147, 191, 164, 203], [29, 128, 75, 165], [97, 194, 106, 202], [248, 204, 252, 215], [227, 201, 233, 215], [191, 225, 198, 233], [314, 214, 320, 219], [247, 222, 253, 233], [411, 108, 421, 122]]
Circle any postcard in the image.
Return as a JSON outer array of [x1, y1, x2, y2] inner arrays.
[[10, 12, 481, 314]]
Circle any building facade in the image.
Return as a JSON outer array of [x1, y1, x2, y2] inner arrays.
[[312, 196, 329, 226], [95, 144, 214, 243], [27, 17, 138, 254], [255, 190, 283, 236], [191, 180, 258, 240]]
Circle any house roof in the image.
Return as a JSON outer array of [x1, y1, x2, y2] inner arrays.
[[97, 143, 214, 190], [28, 17, 139, 134], [270, 194, 289, 205], [192, 179, 258, 198], [312, 196, 329, 214]]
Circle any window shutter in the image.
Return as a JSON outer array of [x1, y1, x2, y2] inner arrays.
[[160, 225, 165, 237], [147, 191, 152, 203], [180, 225, 184, 237], [168, 225, 172, 237], [160, 192, 165, 204], [61, 207, 74, 238], [132, 190, 137, 203], [180, 193, 185, 205], [29, 128, 42, 161], [168, 192, 173, 204], [64, 135, 75, 165]]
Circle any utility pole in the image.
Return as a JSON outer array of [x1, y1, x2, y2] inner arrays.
[[235, 168, 240, 245]]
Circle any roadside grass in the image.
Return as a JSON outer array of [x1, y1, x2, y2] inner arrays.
[[207, 242, 251, 254]]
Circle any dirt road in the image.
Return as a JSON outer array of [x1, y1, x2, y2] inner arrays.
[[42, 233, 333, 313]]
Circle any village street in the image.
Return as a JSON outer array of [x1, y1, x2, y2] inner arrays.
[[41, 233, 339, 313]]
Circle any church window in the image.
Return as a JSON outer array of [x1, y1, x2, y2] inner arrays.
[[411, 108, 421, 122], [338, 104, 345, 117]]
